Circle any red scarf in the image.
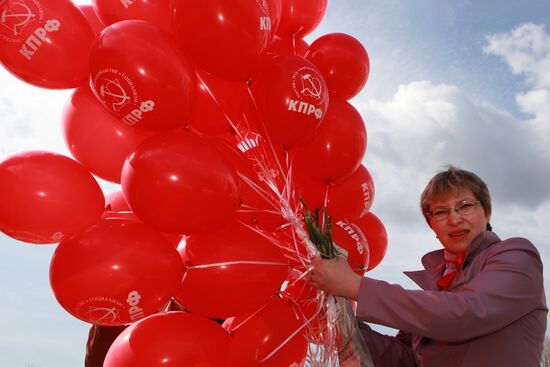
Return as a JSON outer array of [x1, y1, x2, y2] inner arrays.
[[435, 251, 465, 291]]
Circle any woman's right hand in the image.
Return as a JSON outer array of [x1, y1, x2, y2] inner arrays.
[[310, 257, 362, 300]]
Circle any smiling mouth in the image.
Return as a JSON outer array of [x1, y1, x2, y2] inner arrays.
[[449, 230, 469, 239]]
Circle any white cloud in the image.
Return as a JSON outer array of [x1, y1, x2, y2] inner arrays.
[[0, 72, 71, 157], [484, 23, 550, 89], [357, 78, 550, 227], [484, 23, 550, 153]]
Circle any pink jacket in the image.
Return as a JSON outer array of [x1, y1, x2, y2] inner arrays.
[[356, 231, 547, 366]]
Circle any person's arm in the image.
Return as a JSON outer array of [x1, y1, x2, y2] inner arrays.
[[356, 239, 544, 342], [358, 324, 417, 366], [85, 324, 126, 367]]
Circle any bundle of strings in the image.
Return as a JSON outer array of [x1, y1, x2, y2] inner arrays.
[[196, 74, 373, 366]]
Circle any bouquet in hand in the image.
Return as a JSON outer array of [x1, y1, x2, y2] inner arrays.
[[301, 200, 375, 367]]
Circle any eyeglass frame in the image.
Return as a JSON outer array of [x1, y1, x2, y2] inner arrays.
[[426, 199, 482, 221]]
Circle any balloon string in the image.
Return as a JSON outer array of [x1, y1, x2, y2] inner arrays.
[[238, 220, 311, 263], [237, 207, 282, 215], [237, 172, 280, 209], [239, 221, 293, 251], [257, 300, 318, 363], [194, 72, 245, 141], [244, 87, 288, 183], [226, 301, 270, 334], [186, 261, 289, 270]]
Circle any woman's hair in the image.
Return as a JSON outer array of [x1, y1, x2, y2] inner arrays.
[[420, 165, 492, 230]]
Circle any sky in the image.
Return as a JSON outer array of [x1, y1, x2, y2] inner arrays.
[[1, 0, 550, 366]]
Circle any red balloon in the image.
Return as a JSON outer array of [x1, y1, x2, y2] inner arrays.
[[50, 218, 184, 325], [93, 0, 173, 34], [276, 0, 327, 38], [268, 226, 310, 270], [0, 0, 94, 88], [332, 218, 369, 275], [211, 136, 288, 232], [266, 35, 309, 58], [104, 312, 229, 367], [175, 220, 288, 318], [121, 132, 240, 235], [292, 166, 326, 205], [354, 212, 388, 271], [89, 20, 196, 131], [103, 190, 183, 248], [63, 86, 154, 183], [306, 33, 370, 100], [172, 0, 271, 81], [293, 165, 375, 222], [327, 165, 375, 221], [0, 151, 104, 244], [282, 269, 325, 343], [223, 295, 308, 367], [251, 55, 329, 148], [79, 4, 106, 38], [283, 269, 317, 303], [188, 71, 247, 135], [265, 0, 283, 37], [294, 96, 367, 184], [105, 190, 132, 212]]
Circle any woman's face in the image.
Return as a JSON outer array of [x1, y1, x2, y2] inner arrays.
[[427, 188, 490, 254]]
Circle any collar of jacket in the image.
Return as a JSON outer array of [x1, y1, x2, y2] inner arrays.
[[403, 231, 501, 291]]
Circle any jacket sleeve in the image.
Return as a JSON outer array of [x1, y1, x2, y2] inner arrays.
[[84, 324, 127, 367], [358, 323, 417, 366], [356, 238, 544, 342]]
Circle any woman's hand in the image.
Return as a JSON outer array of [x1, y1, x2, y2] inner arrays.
[[310, 257, 362, 300]]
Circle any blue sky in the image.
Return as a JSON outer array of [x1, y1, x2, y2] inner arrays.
[[1, 1, 550, 366]]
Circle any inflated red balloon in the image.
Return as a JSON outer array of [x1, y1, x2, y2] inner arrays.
[[306, 33, 370, 100], [89, 20, 196, 131], [223, 295, 308, 367], [265, 0, 282, 37], [105, 190, 132, 212], [293, 165, 375, 222], [251, 55, 329, 148], [211, 136, 288, 232], [121, 132, 240, 235], [188, 71, 247, 135], [0, 0, 94, 88], [93, 0, 173, 34], [0, 151, 104, 244], [103, 190, 183, 248], [63, 86, 154, 183], [79, 4, 106, 38], [175, 220, 288, 318], [104, 312, 229, 367], [50, 218, 184, 325], [292, 168, 326, 212], [294, 96, 367, 183], [327, 165, 375, 221], [354, 212, 388, 271], [276, 0, 327, 38], [282, 269, 325, 343], [172, 0, 270, 81], [332, 218, 369, 275], [266, 35, 309, 58]]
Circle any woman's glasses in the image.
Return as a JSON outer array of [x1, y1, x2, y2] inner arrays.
[[427, 199, 481, 221]]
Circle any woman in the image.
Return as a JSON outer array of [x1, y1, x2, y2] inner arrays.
[[311, 166, 547, 366]]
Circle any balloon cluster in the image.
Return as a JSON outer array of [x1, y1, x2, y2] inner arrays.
[[0, 0, 388, 366]]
